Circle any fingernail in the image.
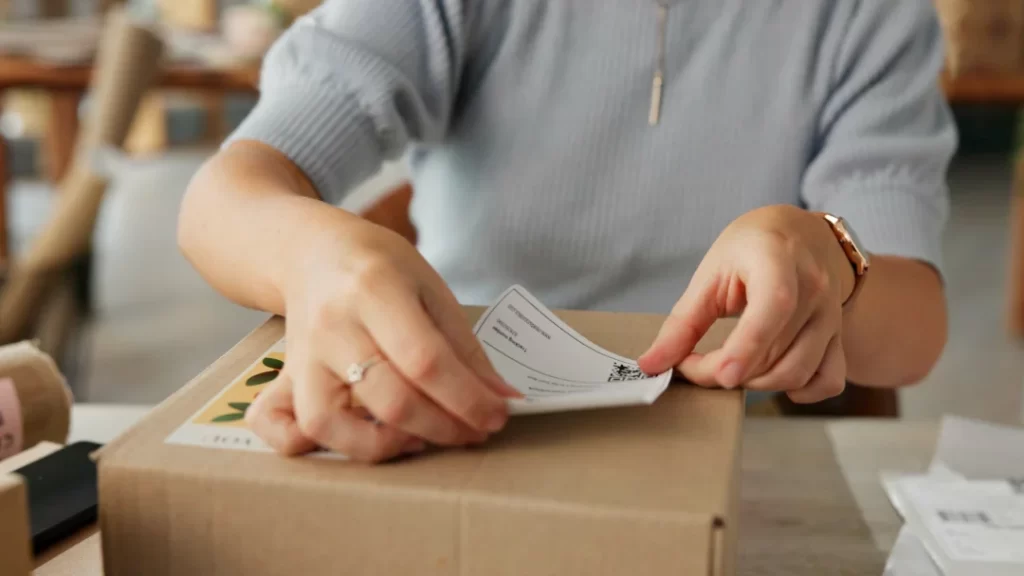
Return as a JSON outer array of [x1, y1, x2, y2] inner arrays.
[[403, 438, 426, 454], [486, 412, 508, 432], [719, 361, 744, 388]]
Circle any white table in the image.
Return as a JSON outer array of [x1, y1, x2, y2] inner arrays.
[[68, 404, 151, 444]]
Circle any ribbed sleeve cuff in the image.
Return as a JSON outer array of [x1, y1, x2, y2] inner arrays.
[[224, 79, 381, 206], [818, 187, 948, 278]]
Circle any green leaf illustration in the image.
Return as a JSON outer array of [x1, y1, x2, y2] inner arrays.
[[211, 412, 245, 423], [262, 357, 284, 370], [228, 402, 251, 412], [246, 370, 279, 386]]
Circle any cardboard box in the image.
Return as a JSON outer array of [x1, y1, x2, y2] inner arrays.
[[97, 308, 744, 576], [0, 474, 32, 576]]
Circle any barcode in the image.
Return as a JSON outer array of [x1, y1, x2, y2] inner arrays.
[[938, 510, 992, 525], [607, 362, 648, 382]]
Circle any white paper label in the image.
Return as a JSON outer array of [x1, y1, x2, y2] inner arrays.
[[889, 475, 1024, 565], [474, 285, 672, 415]]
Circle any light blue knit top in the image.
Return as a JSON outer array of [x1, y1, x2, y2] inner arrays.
[[227, 0, 956, 314]]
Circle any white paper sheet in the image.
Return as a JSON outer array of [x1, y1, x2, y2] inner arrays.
[[473, 285, 673, 415], [882, 416, 1024, 576]]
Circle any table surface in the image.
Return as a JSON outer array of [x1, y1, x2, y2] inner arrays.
[[0, 54, 259, 92], [32, 406, 937, 576]]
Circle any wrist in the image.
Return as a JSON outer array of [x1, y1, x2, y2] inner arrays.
[[276, 199, 361, 307], [739, 205, 856, 303]]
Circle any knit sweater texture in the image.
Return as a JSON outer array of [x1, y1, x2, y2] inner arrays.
[[227, 0, 956, 314]]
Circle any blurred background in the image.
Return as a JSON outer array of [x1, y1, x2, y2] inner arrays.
[[1, 0, 1022, 423]]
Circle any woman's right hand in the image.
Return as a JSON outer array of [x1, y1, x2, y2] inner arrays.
[[245, 215, 520, 463]]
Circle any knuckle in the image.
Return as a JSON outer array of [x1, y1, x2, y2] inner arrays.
[[805, 265, 831, 299], [348, 257, 398, 295], [824, 376, 846, 398], [243, 402, 264, 428], [762, 342, 787, 367], [458, 398, 496, 430], [358, 444, 391, 464], [375, 389, 416, 425], [296, 410, 334, 445], [279, 436, 310, 457], [361, 434, 402, 463], [402, 342, 445, 382], [787, 366, 816, 389], [771, 285, 797, 314]]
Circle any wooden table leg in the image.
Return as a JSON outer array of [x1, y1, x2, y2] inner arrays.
[[44, 91, 81, 184], [1009, 157, 1024, 337]]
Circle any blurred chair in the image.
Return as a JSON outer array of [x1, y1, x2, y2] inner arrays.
[[0, 9, 163, 354]]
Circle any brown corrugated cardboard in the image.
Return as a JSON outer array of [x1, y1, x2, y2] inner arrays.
[[0, 474, 32, 576], [98, 308, 743, 576]]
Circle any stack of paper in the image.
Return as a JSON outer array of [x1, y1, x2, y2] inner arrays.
[[882, 417, 1024, 576], [474, 285, 673, 415]]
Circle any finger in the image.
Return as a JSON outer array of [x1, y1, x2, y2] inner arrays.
[[679, 350, 727, 388], [312, 322, 484, 446], [421, 282, 522, 398], [359, 283, 509, 434], [744, 312, 833, 392], [716, 259, 800, 387], [638, 272, 721, 374], [351, 359, 487, 446], [291, 347, 418, 462], [742, 248, 827, 379], [245, 372, 317, 456], [787, 335, 847, 404]]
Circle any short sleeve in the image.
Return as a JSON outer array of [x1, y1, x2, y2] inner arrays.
[[223, 0, 474, 205], [802, 0, 957, 276]]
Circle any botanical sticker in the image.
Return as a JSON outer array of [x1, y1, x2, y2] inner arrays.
[[191, 352, 285, 427]]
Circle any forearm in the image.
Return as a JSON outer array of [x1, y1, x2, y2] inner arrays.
[[177, 141, 357, 316], [841, 255, 947, 387]]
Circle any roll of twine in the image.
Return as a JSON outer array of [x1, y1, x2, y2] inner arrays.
[[0, 342, 72, 459]]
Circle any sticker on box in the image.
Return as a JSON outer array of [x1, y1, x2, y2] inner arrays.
[[165, 339, 343, 459]]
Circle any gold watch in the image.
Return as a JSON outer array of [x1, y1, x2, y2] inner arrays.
[[818, 213, 870, 307]]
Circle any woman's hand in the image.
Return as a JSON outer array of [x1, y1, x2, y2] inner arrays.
[[245, 215, 520, 462], [638, 205, 855, 403]]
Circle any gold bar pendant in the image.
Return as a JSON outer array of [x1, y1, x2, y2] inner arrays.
[[648, 72, 663, 126]]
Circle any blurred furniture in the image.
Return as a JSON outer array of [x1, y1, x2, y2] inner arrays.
[[934, 0, 1024, 76], [0, 10, 163, 351], [33, 412, 904, 575], [941, 72, 1024, 338], [0, 55, 259, 268]]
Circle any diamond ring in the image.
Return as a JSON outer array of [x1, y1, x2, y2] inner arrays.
[[344, 354, 383, 385]]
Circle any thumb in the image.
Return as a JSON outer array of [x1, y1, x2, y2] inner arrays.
[[421, 281, 524, 399], [638, 275, 720, 374]]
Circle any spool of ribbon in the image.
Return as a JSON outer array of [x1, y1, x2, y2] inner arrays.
[[0, 342, 72, 461]]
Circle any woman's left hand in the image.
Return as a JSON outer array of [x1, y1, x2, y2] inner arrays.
[[638, 205, 856, 404]]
